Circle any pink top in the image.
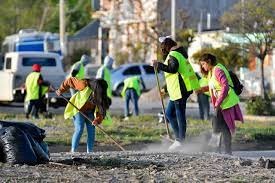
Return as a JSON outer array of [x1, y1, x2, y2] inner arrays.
[[211, 67, 244, 134]]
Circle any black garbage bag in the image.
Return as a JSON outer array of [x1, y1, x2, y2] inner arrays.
[[0, 126, 37, 165], [39, 141, 50, 157], [0, 128, 6, 162], [26, 134, 49, 163], [0, 121, 45, 142]]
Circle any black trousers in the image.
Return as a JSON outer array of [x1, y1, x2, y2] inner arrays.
[[212, 109, 232, 154]]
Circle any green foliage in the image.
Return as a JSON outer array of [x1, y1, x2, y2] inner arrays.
[[192, 45, 247, 70], [245, 96, 274, 116], [115, 51, 129, 66], [176, 29, 194, 50], [66, 0, 93, 35], [221, 0, 274, 98], [69, 48, 90, 65], [0, 0, 92, 46]]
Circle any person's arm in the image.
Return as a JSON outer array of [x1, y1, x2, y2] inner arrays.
[[155, 56, 178, 73], [214, 68, 229, 108], [57, 77, 88, 94], [139, 77, 146, 90]]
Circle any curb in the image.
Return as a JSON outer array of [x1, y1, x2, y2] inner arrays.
[[244, 115, 275, 122]]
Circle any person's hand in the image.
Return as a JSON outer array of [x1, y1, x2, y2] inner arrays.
[[92, 119, 102, 126], [195, 89, 202, 94], [55, 90, 61, 96], [160, 88, 166, 98], [151, 60, 158, 68]]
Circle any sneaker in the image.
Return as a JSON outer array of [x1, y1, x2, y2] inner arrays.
[[208, 132, 222, 147], [123, 117, 129, 121], [168, 140, 182, 151]]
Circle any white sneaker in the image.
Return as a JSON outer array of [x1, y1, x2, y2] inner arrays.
[[123, 117, 129, 121], [168, 140, 182, 151]]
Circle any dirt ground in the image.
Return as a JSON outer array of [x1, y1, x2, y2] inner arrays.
[[1, 151, 275, 182]]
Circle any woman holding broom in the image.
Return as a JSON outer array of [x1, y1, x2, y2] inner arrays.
[[56, 77, 111, 153]]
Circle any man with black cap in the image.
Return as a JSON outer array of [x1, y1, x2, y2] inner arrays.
[[24, 64, 49, 119], [152, 36, 200, 150]]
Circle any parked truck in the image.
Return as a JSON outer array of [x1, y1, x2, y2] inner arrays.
[[1, 29, 62, 56], [0, 52, 69, 107]]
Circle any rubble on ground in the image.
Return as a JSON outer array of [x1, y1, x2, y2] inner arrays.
[[1, 151, 275, 182]]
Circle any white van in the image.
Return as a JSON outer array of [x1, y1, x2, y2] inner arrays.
[[0, 52, 69, 107]]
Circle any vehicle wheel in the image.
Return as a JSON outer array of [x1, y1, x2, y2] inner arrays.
[[115, 84, 124, 96]]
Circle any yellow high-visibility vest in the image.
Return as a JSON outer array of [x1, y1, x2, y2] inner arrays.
[[25, 72, 40, 101], [64, 86, 92, 119], [96, 66, 112, 98], [208, 63, 239, 109], [72, 61, 85, 79], [164, 50, 199, 101], [121, 76, 141, 98]]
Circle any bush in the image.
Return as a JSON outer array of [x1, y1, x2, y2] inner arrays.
[[245, 96, 274, 115]]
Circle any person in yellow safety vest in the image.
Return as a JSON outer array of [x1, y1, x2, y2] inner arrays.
[[96, 55, 114, 99], [152, 36, 200, 151], [121, 76, 145, 120], [69, 54, 91, 96], [198, 53, 243, 155], [24, 64, 50, 119], [195, 72, 210, 120], [56, 77, 111, 153]]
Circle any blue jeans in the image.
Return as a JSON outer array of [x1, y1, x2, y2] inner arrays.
[[124, 89, 139, 117], [165, 96, 189, 142], [72, 111, 95, 152], [197, 93, 210, 120]]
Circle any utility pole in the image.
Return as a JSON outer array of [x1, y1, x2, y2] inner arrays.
[[60, 0, 67, 56], [171, 0, 176, 40]]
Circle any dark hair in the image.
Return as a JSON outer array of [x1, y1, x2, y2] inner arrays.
[[199, 53, 217, 66], [199, 53, 217, 76], [88, 79, 111, 118], [161, 38, 177, 57]]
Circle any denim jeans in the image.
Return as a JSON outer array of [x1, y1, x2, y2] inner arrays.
[[72, 111, 95, 153], [165, 96, 189, 142], [124, 89, 139, 117], [197, 93, 210, 120]]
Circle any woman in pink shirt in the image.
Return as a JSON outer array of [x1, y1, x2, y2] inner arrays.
[[198, 53, 243, 154]]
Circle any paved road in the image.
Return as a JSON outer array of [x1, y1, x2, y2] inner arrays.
[[0, 97, 247, 119]]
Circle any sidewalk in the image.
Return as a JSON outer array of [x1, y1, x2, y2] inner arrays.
[[110, 97, 275, 121]]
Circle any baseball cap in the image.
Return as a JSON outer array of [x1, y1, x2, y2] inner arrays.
[[32, 64, 41, 72], [158, 35, 172, 43]]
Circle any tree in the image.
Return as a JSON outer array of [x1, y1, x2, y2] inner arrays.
[[192, 45, 248, 70], [221, 0, 274, 99], [0, 0, 93, 47]]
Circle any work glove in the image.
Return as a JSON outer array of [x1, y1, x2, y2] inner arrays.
[[92, 113, 103, 126]]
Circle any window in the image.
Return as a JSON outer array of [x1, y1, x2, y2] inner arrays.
[[123, 66, 141, 75], [22, 57, 56, 66], [143, 65, 155, 74], [5, 58, 12, 69]]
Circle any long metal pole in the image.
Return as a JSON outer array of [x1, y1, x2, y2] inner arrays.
[[153, 66, 172, 140], [59, 0, 66, 56], [57, 92, 125, 151], [171, 0, 176, 40]]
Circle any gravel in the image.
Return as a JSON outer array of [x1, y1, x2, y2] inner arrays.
[[1, 151, 275, 182]]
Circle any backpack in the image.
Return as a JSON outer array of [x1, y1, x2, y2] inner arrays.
[[228, 71, 244, 95]]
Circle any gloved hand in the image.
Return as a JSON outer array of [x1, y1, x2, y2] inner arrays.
[[92, 113, 103, 126], [92, 119, 101, 126]]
